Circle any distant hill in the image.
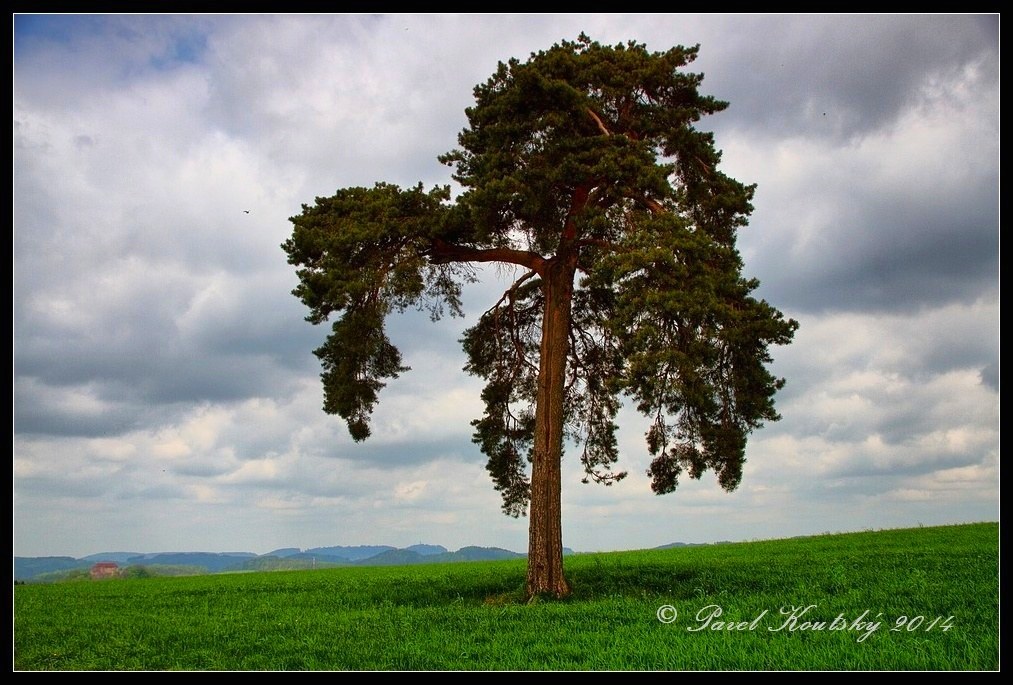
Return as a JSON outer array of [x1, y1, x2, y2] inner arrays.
[[14, 543, 559, 581], [80, 552, 144, 563], [124, 552, 257, 573], [654, 542, 702, 550], [14, 556, 87, 580], [282, 552, 350, 566], [353, 546, 523, 566], [440, 546, 522, 562], [405, 544, 448, 556], [264, 548, 302, 558], [304, 545, 396, 561], [232, 556, 345, 572], [356, 549, 427, 566]]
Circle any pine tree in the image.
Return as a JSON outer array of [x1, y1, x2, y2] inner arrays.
[[283, 35, 798, 597]]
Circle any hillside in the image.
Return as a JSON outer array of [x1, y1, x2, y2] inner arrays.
[[13, 523, 998, 670]]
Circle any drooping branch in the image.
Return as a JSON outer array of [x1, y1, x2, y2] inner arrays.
[[428, 238, 547, 273], [462, 269, 543, 518], [486, 269, 539, 314], [488, 270, 541, 377]]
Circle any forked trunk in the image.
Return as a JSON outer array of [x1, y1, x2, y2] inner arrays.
[[526, 256, 576, 598]]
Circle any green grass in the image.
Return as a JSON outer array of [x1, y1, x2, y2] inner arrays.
[[14, 522, 998, 670]]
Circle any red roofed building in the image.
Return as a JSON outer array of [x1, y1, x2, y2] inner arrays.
[[90, 562, 119, 579]]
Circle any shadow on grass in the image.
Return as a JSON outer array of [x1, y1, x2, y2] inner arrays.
[[474, 555, 770, 606]]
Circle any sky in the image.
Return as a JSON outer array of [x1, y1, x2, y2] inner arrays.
[[13, 14, 999, 558]]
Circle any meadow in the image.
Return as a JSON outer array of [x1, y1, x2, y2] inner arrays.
[[13, 522, 998, 670]]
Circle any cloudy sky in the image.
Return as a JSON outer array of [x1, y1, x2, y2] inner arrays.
[[13, 14, 998, 558]]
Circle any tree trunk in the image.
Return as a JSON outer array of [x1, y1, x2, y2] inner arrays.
[[526, 256, 575, 598]]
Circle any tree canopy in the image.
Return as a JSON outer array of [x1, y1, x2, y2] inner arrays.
[[283, 34, 797, 596]]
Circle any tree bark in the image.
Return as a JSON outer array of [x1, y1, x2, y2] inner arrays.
[[526, 254, 576, 598]]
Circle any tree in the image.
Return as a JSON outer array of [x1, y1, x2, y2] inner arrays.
[[283, 35, 798, 598]]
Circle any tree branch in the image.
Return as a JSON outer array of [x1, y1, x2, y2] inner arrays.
[[428, 238, 546, 273], [486, 269, 539, 315], [572, 123, 666, 214], [640, 196, 667, 215], [562, 185, 591, 241], [586, 107, 611, 136]]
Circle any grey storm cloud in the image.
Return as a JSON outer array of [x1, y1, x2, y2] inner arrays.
[[750, 177, 998, 315], [676, 15, 1000, 318], [696, 15, 998, 141], [15, 473, 112, 499], [825, 449, 987, 482], [979, 361, 999, 392], [14, 385, 154, 437]]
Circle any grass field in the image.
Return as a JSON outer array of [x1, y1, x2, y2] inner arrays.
[[13, 522, 998, 670]]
